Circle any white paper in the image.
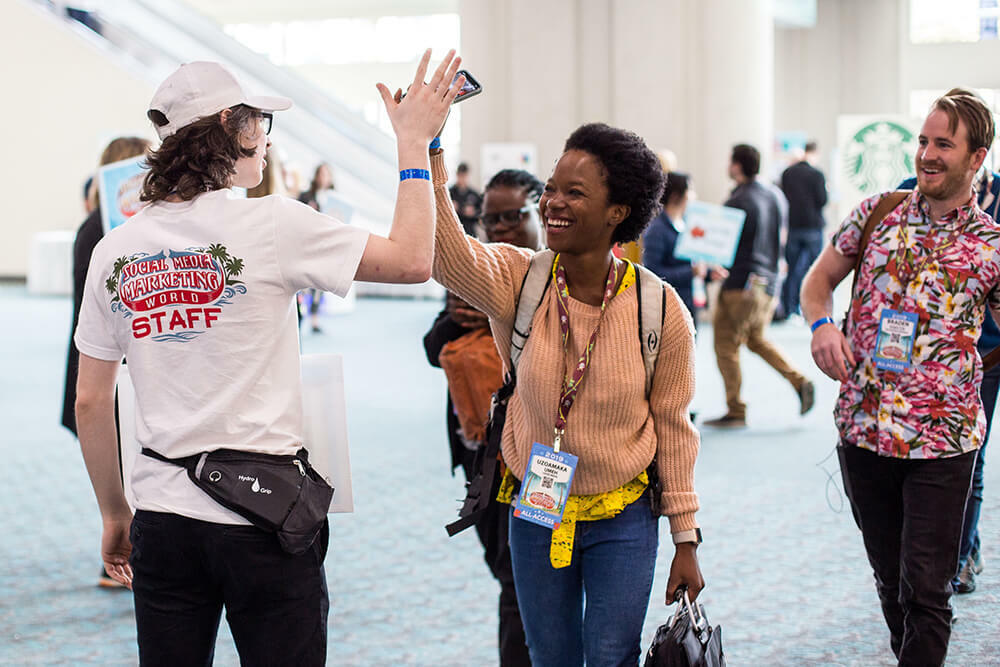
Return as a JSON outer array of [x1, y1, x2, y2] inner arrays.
[[673, 201, 747, 267], [116, 353, 353, 514]]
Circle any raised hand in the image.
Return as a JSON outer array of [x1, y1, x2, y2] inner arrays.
[[376, 49, 464, 146]]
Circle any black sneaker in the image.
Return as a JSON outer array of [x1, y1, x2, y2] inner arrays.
[[955, 562, 977, 594], [798, 380, 815, 415], [703, 414, 747, 429]]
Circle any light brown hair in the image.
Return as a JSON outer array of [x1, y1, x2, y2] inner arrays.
[[932, 88, 995, 153]]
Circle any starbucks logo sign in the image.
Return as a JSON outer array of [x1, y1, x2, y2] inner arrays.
[[843, 121, 916, 194]]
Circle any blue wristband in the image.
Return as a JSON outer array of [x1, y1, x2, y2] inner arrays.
[[429, 137, 441, 150], [399, 168, 430, 182], [810, 316, 835, 333]]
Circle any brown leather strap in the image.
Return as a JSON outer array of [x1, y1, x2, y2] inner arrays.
[[842, 191, 911, 334], [983, 344, 1000, 372]]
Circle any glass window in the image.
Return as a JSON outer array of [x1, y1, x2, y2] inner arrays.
[[910, 0, 1000, 43]]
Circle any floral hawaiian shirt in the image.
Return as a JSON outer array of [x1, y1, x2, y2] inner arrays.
[[832, 190, 1000, 459]]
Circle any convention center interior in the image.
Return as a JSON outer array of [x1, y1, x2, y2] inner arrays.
[[4, 0, 1000, 665]]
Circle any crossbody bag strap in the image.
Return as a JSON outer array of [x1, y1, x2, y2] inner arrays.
[[843, 190, 911, 334], [141, 447, 206, 475], [510, 249, 555, 373]]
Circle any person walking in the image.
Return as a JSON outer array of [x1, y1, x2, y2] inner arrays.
[[704, 144, 814, 428], [779, 140, 827, 320], [430, 121, 704, 666], [801, 88, 999, 665]]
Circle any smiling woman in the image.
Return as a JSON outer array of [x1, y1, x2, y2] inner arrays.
[[429, 122, 704, 666]]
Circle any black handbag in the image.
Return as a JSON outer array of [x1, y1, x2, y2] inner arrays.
[[142, 447, 333, 555], [645, 589, 725, 667]]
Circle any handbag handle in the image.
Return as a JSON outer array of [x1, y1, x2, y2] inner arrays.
[[670, 587, 708, 636]]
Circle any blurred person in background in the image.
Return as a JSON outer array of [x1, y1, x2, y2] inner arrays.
[[642, 171, 726, 327], [298, 162, 336, 332], [423, 168, 543, 667], [450, 161, 483, 236], [61, 135, 151, 589], [705, 143, 814, 428], [779, 140, 827, 322], [246, 145, 286, 198]]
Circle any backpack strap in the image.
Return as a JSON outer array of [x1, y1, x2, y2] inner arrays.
[[851, 191, 910, 302], [510, 249, 555, 373], [633, 261, 666, 395], [843, 190, 910, 334]]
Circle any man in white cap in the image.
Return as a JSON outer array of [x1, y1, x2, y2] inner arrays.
[[74, 52, 462, 664]]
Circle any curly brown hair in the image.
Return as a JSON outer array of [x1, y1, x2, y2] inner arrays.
[[141, 104, 259, 202]]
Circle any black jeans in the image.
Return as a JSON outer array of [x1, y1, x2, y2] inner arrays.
[[838, 445, 976, 666], [461, 449, 531, 667], [129, 510, 330, 667]]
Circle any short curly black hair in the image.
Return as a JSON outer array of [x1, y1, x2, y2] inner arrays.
[[563, 123, 665, 244], [485, 169, 544, 202]]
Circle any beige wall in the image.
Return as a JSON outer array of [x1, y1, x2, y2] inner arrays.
[[3, 1, 156, 277], [458, 0, 774, 205], [773, 0, 905, 202]]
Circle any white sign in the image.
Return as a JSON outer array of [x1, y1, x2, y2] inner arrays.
[[480, 143, 537, 188], [98, 156, 148, 235], [673, 201, 747, 268], [116, 353, 353, 514]]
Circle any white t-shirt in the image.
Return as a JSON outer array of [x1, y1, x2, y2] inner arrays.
[[75, 189, 369, 524]]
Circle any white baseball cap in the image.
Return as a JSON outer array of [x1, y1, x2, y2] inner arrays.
[[148, 61, 292, 140]]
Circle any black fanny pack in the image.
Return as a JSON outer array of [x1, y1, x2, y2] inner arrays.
[[142, 447, 334, 555]]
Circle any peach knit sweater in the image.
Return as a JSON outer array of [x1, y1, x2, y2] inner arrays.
[[430, 154, 700, 533]]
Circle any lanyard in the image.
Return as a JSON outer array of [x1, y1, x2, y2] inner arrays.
[[552, 255, 621, 452], [896, 202, 962, 292]]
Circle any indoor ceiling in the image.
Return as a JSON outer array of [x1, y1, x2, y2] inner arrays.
[[181, 0, 459, 24]]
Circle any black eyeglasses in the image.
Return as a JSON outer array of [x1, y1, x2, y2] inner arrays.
[[478, 205, 533, 229], [259, 111, 273, 135]]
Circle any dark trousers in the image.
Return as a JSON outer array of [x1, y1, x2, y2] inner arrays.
[[461, 450, 531, 667], [780, 228, 823, 317], [838, 446, 976, 666], [958, 362, 999, 570], [129, 510, 330, 667]]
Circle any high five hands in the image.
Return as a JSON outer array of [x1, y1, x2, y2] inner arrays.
[[376, 49, 464, 146]]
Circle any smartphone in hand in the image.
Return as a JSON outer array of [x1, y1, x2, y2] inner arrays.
[[401, 69, 482, 104], [451, 70, 482, 104]]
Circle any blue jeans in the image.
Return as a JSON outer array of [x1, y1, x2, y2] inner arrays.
[[780, 228, 824, 317], [958, 362, 999, 569], [508, 492, 658, 667]]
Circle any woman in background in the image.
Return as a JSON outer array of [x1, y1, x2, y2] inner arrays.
[[298, 162, 336, 332], [61, 136, 151, 588]]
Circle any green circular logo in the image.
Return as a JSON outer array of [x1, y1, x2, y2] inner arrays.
[[844, 121, 916, 193]]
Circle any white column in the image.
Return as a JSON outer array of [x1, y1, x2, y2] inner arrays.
[[688, 0, 775, 204], [458, 0, 775, 203]]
